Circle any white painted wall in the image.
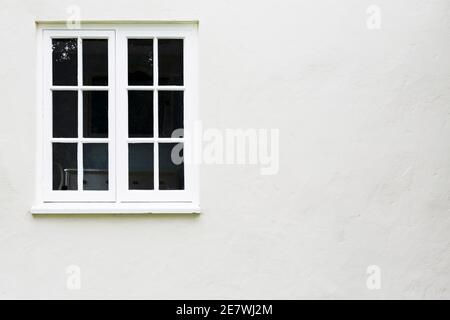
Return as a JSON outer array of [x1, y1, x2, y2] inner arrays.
[[0, 0, 449, 299]]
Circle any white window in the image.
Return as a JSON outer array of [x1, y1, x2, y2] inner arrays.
[[32, 23, 199, 214]]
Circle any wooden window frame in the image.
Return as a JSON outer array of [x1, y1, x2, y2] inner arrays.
[[32, 23, 200, 214]]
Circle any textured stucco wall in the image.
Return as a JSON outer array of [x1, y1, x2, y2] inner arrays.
[[0, 0, 449, 299]]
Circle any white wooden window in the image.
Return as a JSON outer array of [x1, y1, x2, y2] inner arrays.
[[32, 23, 199, 214]]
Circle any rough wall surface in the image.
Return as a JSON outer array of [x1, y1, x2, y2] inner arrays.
[[0, 0, 449, 299]]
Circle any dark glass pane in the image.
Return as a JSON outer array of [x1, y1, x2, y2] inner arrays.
[[158, 39, 183, 85], [83, 91, 108, 138], [128, 39, 153, 85], [129, 144, 154, 190], [52, 143, 77, 190], [52, 39, 77, 86], [83, 39, 108, 86], [128, 91, 153, 137], [159, 91, 183, 138], [159, 143, 184, 190], [53, 91, 78, 138], [83, 143, 108, 190]]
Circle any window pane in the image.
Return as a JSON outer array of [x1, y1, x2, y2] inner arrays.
[[83, 91, 108, 138], [83, 143, 108, 190], [158, 39, 183, 85], [128, 91, 153, 137], [128, 39, 153, 85], [53, 91, 78, 138], [53, 143, 77, 190], [83, 39, 108, 86], [52, 38, 77, 86], [159, 143, 184, 190], [129, 144, 154, 190], [159, 91, 183, 138]]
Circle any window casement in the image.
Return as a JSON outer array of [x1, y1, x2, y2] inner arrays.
[[32, 23, 199, 214]]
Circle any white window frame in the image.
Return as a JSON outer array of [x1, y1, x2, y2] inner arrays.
[[32, 23, 200, 214]]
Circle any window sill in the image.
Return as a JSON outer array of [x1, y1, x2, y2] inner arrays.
[[30, 203, 201, 215]]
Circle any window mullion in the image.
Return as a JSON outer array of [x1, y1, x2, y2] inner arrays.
[[153, 37, 159, 191], [77, 37, 83, 191]]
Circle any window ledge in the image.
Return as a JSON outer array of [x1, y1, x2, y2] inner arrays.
[[30, 203, 201, 215]]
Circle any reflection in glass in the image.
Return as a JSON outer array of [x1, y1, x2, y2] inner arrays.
[[129, 144, 154, 190], [52, 38, 78, 86], [159, 143, 184, 190], [83, 91, 108, 138], [158, 91, 183, 138], [53, 143, 77, 190], [53, 91, 78, 138], [83, 143, 108, 190], [128, 39, 153, 85], [158, 39, 183, 85], [128, 91, 153, 137], [83, 39, 108, 86]]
